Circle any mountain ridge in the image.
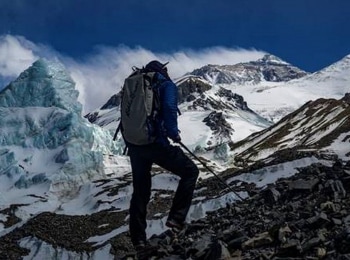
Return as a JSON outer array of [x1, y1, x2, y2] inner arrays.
[[187, 54, 308, 85], [229, 95, 350, 168]]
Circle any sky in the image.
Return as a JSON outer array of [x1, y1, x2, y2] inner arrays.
[[0, 0, 349, 112]]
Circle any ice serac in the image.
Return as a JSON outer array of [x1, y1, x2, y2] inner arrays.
[[0, 59, 115, 192], [0, 58, 82, 114]]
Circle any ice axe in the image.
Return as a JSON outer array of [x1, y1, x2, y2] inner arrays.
[[178, 141, 244, 201]]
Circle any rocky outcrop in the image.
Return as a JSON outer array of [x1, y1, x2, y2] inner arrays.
[[203, 111, 233, 140], [176, 76, 212, 104], [216, 87, 251, 111], [341, 92, 350, 104], [101, 93, 122, 110]]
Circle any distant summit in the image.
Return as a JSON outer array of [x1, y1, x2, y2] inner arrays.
[[188, 54, 308, 84], [253, 54, 290, 65], [306, 54, 350, 83]]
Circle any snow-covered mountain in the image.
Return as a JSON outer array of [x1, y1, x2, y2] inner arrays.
[[229, 54, 350, 122], [85, 69, 273, 153], [188, 54, 308, 85], [86, 54, 350, 152], [1, 54, 350, 259]]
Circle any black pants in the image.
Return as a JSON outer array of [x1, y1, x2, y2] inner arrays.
[[128, 143, 199, 245]]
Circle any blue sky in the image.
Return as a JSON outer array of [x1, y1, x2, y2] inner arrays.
[[0, 0, 350, 112], [1, 0, 349, 72]]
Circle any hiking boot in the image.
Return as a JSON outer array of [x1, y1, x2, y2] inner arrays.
[[134, 240, 158, 259], [134, 240, 147, 259], [134, 240, 146, 251], [166, 218, 184, 231]]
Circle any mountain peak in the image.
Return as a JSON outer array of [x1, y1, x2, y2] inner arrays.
[[256, 54, 290, 66], [16, 58, 74, 83]]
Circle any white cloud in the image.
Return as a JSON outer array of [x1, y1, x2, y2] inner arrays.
[[0, 34, 266, 113], [0, 35, 38, 77]]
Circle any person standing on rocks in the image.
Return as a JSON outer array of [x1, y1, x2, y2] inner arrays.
[[121, 60, 199, 253]]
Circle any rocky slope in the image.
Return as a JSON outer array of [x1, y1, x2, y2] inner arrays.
[[1, 156, 349, 259], [230, 95, 350, 166], [113, 159, 350, 259]]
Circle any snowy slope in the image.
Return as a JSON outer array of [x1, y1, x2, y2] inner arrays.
[[228, 54, 350, 122], [230, 95, 350, 165]]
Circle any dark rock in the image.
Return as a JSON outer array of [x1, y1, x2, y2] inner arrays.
[[324, 179, 347, 199], [263, 187, 281, 204], [301, 236, 324, 253], [306, 212, 331, 229], [341, 93, 350, 104], [288, 178, 319, 191], [276, 239, 302, 257], [242, 232, 273, 249], [177, 76, 212, 104]]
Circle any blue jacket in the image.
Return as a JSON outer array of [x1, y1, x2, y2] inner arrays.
[[154, 73, 179, 145]]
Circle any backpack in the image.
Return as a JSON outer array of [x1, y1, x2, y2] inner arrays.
[[115, 67, 160, 145]]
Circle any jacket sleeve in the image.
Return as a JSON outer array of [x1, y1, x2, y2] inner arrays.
[[159, 79, 179, 139]]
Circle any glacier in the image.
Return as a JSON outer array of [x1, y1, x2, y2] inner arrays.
[[0, 59, 118, 193]]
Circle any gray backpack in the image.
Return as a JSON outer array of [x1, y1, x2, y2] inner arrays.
[[117, 68, 160, 145]]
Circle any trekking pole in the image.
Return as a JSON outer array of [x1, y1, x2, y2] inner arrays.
[[178, 141, 244, 201], [113, 123, 121, 141]]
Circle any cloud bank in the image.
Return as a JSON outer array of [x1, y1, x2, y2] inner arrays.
[[0, 35, 38, 77], [0, 35, 266, 113]]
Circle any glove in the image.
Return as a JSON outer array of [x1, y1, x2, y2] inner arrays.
[[171, 135, 181, 143]]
